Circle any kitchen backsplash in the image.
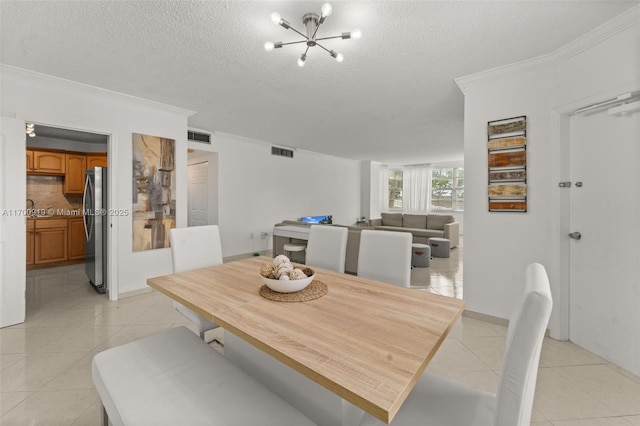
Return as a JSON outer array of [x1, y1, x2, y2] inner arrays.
[[27, 176, 82, 214]]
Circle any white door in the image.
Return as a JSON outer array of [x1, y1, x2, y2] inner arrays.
[[0, 117, 27, 327], [569, 109, 640, 376], [187, 162, 209, 227]]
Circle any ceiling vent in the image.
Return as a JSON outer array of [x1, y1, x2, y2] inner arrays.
[[187, 130, 211, 144], [271, 146, 294, 159]]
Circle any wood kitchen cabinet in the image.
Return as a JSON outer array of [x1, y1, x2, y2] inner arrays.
[[26, 150, 34, 172], [64, 154, 87, 195], [26, 219, 35, 265], [68, 217, 86, 260], [34, 219, 68, 264], [86, 153, 108, 168], [31, 150, 66, 175]]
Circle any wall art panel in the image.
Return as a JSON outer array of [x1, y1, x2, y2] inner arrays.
[[132, 133, 176, 251], [487, 116, 527, 212]]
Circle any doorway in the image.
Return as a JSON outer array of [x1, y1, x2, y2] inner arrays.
[[25, 124, 111, 315], [566, 107, 640, 375], [187, 150, 218, 227], [187, 162, 209, 226]]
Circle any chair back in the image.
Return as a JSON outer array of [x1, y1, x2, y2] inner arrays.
[[169, 225, 223, 273], [305, 225, 348, 273], [357, 230, 412, 287], [494, 263, 552, 426]]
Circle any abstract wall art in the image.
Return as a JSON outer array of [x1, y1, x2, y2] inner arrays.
[[132, 133, 176, 251], [487, 116, 527, 212]]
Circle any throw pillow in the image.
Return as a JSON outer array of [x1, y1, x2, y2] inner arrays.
[[381, 213, 403, 227]]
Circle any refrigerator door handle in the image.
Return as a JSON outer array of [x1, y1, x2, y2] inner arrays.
[[83, 174, 92, 242]]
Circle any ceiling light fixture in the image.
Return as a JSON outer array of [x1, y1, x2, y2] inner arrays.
[[264, 3, 361, 67], [25, 123, 36, 138]]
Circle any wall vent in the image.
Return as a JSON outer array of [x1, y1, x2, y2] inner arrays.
[[187, 130, 211, 144], [271, 146, 294, 158]]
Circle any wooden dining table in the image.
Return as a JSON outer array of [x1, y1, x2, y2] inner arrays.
[[147, 256, 465, 425]]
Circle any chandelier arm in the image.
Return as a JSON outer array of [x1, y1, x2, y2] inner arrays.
[[315, 34, 345, 42], [303, 45, 311, 55], [287, 26, 309, 40], [314, 42, 332, 54], [280, 39, 309, 46], [311, 19, 323, 41]]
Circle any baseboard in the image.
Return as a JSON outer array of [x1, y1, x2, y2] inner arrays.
[[462, 310, 509, 327], [463, 309, 551, 336], [119, 287, 154, 299]]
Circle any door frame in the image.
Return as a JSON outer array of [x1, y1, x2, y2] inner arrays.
[[23, 120, 118, 301], [187, 149, 219, 226], [187, 160, 209, 227], [0, 117, 27, 327]]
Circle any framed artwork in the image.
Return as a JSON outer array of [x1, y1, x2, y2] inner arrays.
[[132, 133, 176, 251], [487, 116, 527, 212]]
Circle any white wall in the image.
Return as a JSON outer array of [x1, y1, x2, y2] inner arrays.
[[1, 65, 192, 296], [188, 133, 362, 258], [1, 66, 362, 297], [361, 160, 383, 223], [461, 68, 555, 320], [458, 9, 639, 337]]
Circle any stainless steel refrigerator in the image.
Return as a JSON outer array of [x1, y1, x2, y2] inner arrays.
[[84, 167, 107, 294]]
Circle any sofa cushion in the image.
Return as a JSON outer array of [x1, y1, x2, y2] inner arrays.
[[426, 214, 454, 230], [403, 214, 427, 229], [409, 228, 444, 238], [381, 213, 403, 227]]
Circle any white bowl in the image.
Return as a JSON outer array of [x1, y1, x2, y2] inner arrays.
[[260, 271, 315, 293]]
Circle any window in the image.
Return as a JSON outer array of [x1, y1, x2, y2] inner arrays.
[[431, 167, 464, 211], [388, 169, 403, 209]]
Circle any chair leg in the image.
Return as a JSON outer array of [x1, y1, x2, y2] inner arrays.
[[102, 405, 109, 426]]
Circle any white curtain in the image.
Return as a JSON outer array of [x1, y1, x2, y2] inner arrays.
[[404, 165, 432, 213]]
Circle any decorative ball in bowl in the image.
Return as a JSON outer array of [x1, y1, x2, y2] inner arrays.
[[260, 272, 315, 293], [259, 255, 315, 293]]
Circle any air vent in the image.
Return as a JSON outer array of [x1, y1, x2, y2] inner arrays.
[[271, 146, 294, 158], [187, 130, 211, 144]]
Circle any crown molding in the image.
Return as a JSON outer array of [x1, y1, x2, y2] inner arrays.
[[455, 5, 640, 93], [0, 64, 196, 117]]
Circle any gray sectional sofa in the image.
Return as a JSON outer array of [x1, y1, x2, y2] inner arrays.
[[369, 213, 459, 248], [272, 213, 458, 275]]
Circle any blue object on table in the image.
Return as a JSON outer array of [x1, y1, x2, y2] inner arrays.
[[300, 215, 332, 224]]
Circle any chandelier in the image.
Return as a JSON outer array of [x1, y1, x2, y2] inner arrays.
[[264, 3, 361, 67]]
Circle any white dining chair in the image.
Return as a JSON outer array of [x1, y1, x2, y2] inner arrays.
[[305, 225, 348, 273], [169, 225, 223, 342], [357, 229, 412, 287], [359, 262, 553, 426]]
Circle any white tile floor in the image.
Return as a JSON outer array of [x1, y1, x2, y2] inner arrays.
[[2, 239, 639, 425]]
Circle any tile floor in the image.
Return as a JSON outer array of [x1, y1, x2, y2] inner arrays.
[[1, 238, 639, 425]]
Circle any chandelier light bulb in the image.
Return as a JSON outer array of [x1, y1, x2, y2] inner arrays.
[[321, 3, 333, 18], [335, 52, 344, 63], [271, 12, 281, 25], [264, 41, 275, 52], [297, 54, 307, 67], [351, 29, 362, 39]]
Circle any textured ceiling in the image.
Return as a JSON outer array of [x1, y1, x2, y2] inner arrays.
[[1, 1, 637, 165]]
